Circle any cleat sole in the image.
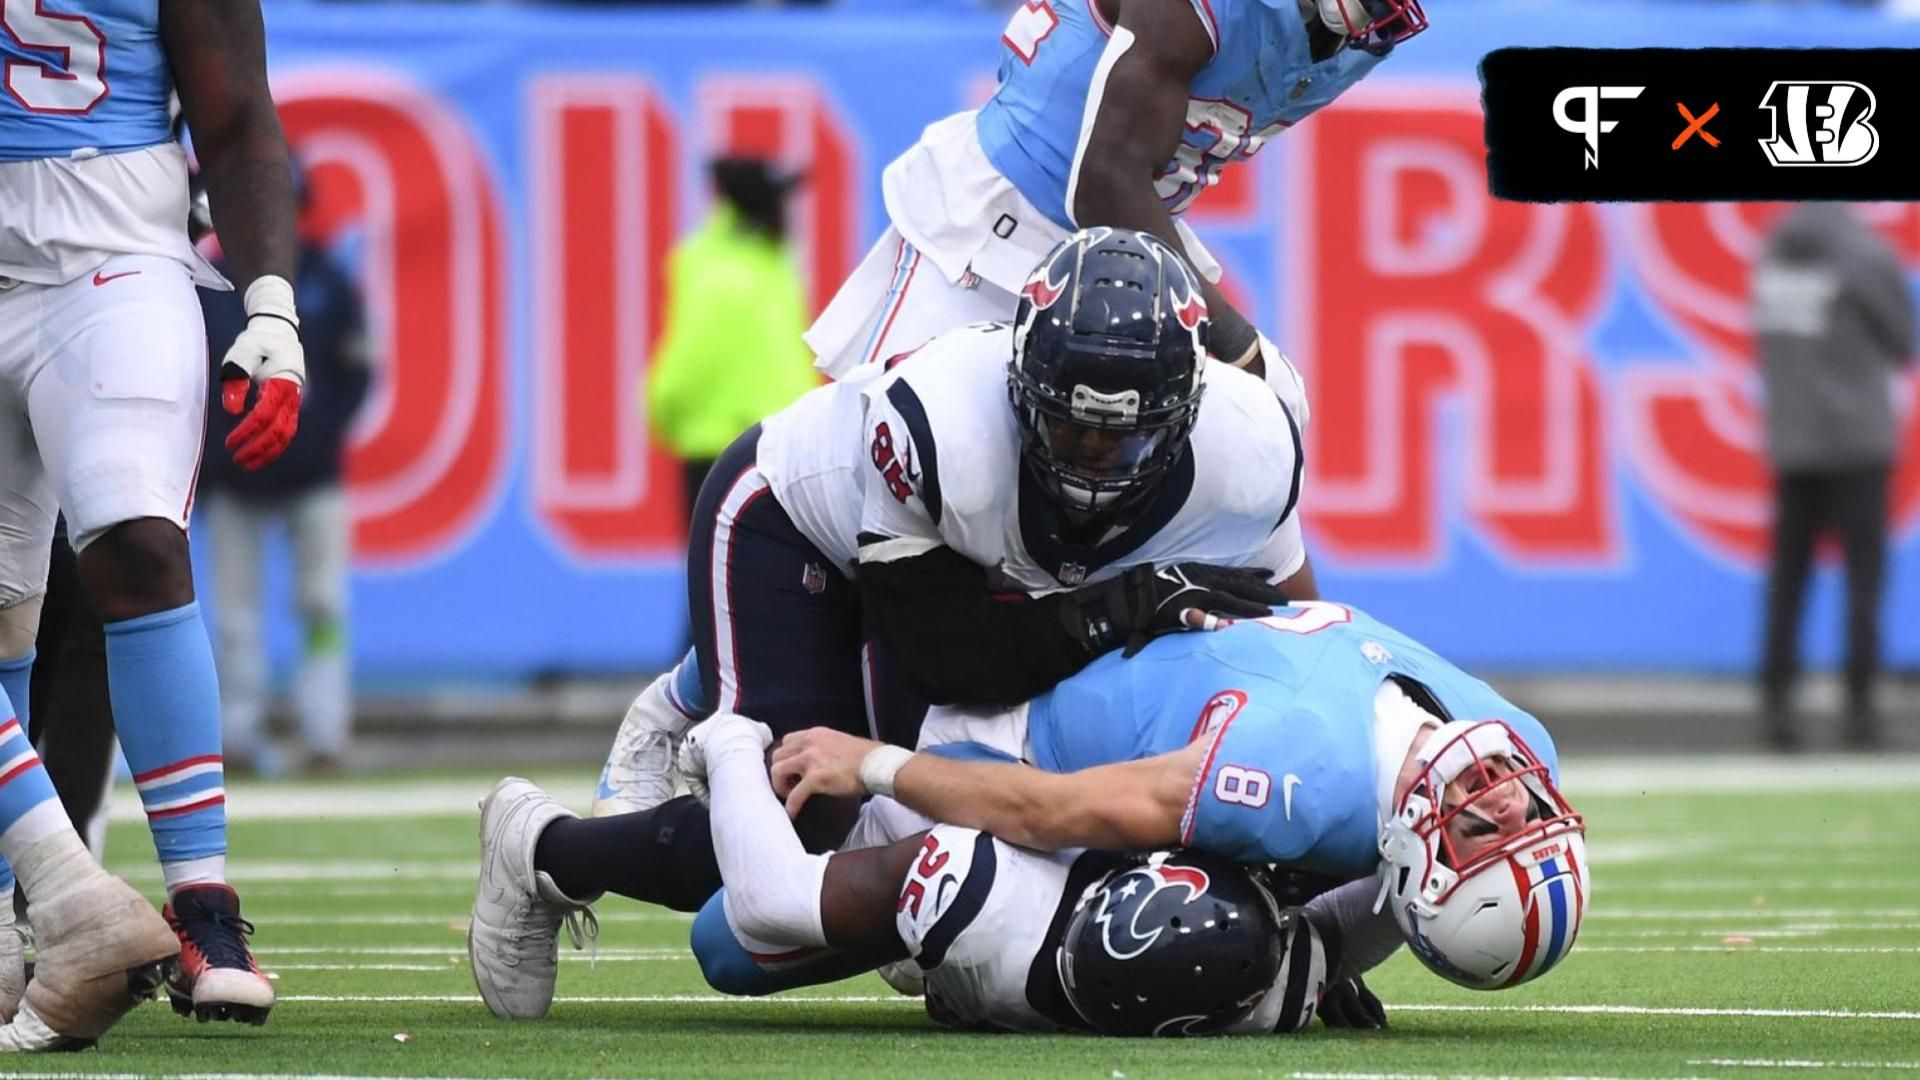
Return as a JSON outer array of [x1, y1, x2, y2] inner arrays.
[[192, 1000, 271, 1026]]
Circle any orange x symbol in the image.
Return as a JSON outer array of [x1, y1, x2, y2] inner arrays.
[[1673, 102, 1721, 149]]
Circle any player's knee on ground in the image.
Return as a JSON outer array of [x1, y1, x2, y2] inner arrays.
[[0, 595, 45, 658], [75, 518, 195, 620], [691, 896, 780, 996]]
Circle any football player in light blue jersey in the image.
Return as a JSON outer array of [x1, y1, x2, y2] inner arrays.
[[775, 601, 1592, 993], [0, 0, 303, 1049], [806, 0, 1424, 388]]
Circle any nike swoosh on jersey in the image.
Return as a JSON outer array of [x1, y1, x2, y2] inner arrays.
[[93, 270, 142, 286], [1282, 774, 1303, 820]]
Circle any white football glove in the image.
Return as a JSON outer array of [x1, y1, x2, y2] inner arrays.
[[220, 275, 308, 470], [677, 712, 773, 807]]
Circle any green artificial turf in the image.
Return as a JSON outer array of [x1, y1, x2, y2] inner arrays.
[[9, 764, 1915, 1079]]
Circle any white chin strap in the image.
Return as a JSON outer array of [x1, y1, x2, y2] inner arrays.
[[1316, 0, 1373, 36]]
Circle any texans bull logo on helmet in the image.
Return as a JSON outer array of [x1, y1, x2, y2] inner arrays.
[[1019, 251, 1074, 311], [1168, 269, 1207, 333], [1091, 863, 1212, 960]]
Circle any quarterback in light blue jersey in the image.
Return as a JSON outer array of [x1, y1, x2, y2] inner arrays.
[[776, 601, 1591, 993], [0, 0, 304, 1049], [805, 0, 1424, 387]]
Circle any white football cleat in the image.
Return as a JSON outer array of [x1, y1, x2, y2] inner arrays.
[[469, 778, 599, 1020], [592, 672, 696, 817]]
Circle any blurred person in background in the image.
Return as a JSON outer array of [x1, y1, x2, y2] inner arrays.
[[195, 165, 372, 777], [647, 156, 818, 524], [1753, 203, 1915, 752]]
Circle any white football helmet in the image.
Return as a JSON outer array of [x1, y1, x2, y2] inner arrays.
[[1377, 719, 1589, 990]]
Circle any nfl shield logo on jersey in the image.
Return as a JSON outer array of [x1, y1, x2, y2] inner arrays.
[[800, 563, 827, 595], [1057, 562, 1087, 586]]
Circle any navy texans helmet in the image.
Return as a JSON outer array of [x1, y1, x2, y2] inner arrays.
[[1056, 850, 1286, 1037], [1009, 227, 1208, 522]]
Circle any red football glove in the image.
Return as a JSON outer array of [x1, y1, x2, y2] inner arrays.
[[219, 275, 307, 470]]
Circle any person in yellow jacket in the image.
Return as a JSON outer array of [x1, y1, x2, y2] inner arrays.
[[648, 158, 820, 521]]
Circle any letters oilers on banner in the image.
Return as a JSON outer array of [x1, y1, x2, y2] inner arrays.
[[0, 0, 175, 162], [976, 0, 1385, 227]]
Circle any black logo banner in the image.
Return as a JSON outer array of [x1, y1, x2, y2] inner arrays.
[[1481, 48, 1920, 201]]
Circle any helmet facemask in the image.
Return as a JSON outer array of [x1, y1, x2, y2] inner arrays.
[[1315, 0, 1428, 55], [1008, 228, 1209, 528], [1378, 720, 1590, 990], [1010, 362, 1201, 523]]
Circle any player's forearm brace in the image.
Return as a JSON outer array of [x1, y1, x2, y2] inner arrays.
[[708, 742, 831, 949], [858, 550, 1118, 706]]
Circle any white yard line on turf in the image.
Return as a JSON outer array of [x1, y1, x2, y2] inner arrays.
[[0, 1075, 623, 1080], [1588, 908, 1920, 919], [1284, 1074, 1698, 1080], [254, 943, 1920, 962], [100, 754, 1920, 822], [108, 782, 592, 822], [1395, 1004, 1920, 1020], [217, 911, 689, 925], [119, 859, 477, 881], [258, 946, 689, 958], [1582, 946, 1920, 954], [1562, 754, 1920, 795], [273, 995, 1920, 1020], [1692, 1061, 1920, 1071]]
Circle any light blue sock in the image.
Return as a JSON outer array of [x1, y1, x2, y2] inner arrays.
[[0, 672, 58, 892], [671, 647, 712, 718], [0, 654, 35, 895], [105, 603, 227, 872]]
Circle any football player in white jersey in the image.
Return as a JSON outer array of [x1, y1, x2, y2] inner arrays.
[[0, 0, 301, 1047], [594, 228, 1308, 810], [481, 230, 1313, 1012], [474, 713, 1347, 1037]]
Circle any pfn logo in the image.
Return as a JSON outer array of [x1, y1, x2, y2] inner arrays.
[[1758, 81, 1879, 167], [1552, 85, 1644, 169]]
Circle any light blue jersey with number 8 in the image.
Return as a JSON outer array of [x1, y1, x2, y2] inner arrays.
[[1025, 602, 1560, 876]]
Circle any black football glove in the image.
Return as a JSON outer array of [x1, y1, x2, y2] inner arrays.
[[1115, 562, 1288, 657], [1062, 562, 1289, 660], [1318, 976, 1388, 1030]]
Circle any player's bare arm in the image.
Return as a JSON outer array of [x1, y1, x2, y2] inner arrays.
[[818, 838, 925, 953], [161, 0, 295, 286], [771, 727, 1198, 852], [1069, 1, 1261, 370], [161, 0, 307, 469], [1278, 554, 1319, 602]]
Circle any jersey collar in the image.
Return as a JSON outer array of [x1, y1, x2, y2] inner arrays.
[[1016, 450, 1198, 587], [1373, 678, 1440, 823]]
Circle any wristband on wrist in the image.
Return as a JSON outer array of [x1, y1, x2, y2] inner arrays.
[[858, 744, 916, 798], [243, 274, 300, 326]]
